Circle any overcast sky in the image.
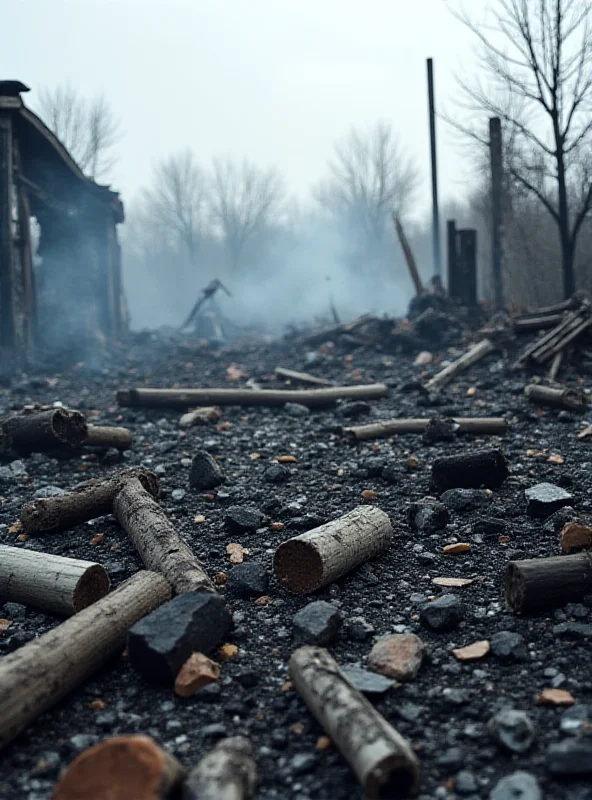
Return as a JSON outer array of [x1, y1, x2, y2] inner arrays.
[[3, 0, 479, 218]]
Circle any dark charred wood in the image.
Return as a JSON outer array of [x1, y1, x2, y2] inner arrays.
[[505, 553, 592, 614], [524, 384, 587, 411], [2, 408, 88, 454], [431, 448, 508, 493]]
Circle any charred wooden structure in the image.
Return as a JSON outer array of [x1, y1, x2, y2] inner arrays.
[[0, 80, 125, 370]]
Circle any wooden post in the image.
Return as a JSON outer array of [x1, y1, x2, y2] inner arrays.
[[454, 228, 477, 306], [446, 219, 456, 295], [427, 58, 441, 278], [0, 570, 171, 750], [0, 111, 15, 359], [489, 117, 504, 310]]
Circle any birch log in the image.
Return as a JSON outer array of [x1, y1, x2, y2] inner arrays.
[[20, 468, 159, 535], [343, 417, 508, 441], [0, 570, 171, 750], [274, 506, 392, 594], [84, 425, 133, 449], [290, 647, 420, 799], [524, 384, 587, 411], [0, 546, 110, 615], [182, 737, 258, 800], [117, 384, 388, 409], [2, 408, 88, 454], [424, 339, 495, 391], [53, 735, 186, 800], [113, 477, 214, 594]]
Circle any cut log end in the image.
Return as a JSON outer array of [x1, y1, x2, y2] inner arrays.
[[52, 408, 88, 446], [504, 562, 526, 613], [273, 540, 324, 594], [53, 735, 186, 800], [366, 754, 419, 800], [72, 564, 111, 612]]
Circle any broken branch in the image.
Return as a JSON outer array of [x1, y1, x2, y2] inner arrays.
[[275, 366, 334, 387], [524, 384, 587, 411], [84, 425, 133, 449], [1, 407, 88, 454], [343, 417, 508, 441], [424, 339, 496, 391]]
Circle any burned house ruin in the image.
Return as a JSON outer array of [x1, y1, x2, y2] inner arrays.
[[0, 80, 126, 370]]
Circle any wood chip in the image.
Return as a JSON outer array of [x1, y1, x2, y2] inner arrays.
[[442, 543, 471, 554], [432, 577, 475, 588], [362, 489, 378, 501], [250, 452, 261, 460], [226, 364, 248, 381], [270, 522, 284, 531], [281, 681, 293, 692], [560, 521, 592, 553], [217, 421, 233, 431], [90, 534, 105, 546], [193, 514, 206, 524], [316, 735, 332, 751], [253, 595, 271, 605], [219, 644, 239, 660], [547, 453, 564, 464], [536, 688, 575, 706], [275, 455, 298, 463], [214, 572, 227, 586], [174, 652, 220, 697], [452, 640, 490, 662], [407, 455, 420, 469], [179, 406, 221, 427], [226, 543, 249, 564], [0, 619, 12, 635], [578, 424, 592, 440], [89, 699, 107, 710], [8, 521, 22, 535]]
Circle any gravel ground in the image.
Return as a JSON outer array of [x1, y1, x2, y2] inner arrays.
[[0, 333, 591, 799]]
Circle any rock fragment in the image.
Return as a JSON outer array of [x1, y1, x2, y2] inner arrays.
[[452, 640, 490, 662], [225, 506, 263, 534], [420, 594, 464, 631], [292, 601, 342, 646], [489, 771, 541, 800], [525, 483, 573, 518], [368, 633, 425, 681], [547, 737, 592, 776], [490, 631, 527, 662], [407, 497, 449, 533], [340, 666, 394, 696], [226, 563, 269, 599], [189, 451, 224, 490], [441, 488, 492, 512], [488, 709, 536, 753], [174, 653, 220, 697], [264, 463, 290, 484]]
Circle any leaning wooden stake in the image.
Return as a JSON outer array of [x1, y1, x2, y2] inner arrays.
[[116, 384, 388, 409], [183, 737, 258, 800], [524, 383, 587, 411], [343, 417, 508, 442], [0, 546, 110, 616], [20, 468, 158, 535], [0, 570, 171, 750], [114, 477, 214, 594], [275, 367, 334, 387], [505, 552, 592, 614], [53, 735, 186, 800], [548, 351, 564, 383], [424, 339, 496, 391], [290, 647, 420, 799], [393, 214, 424, 296], [274, 506, 392, 594], [1, 408, 88, 454], [84, 425, 133, 449]]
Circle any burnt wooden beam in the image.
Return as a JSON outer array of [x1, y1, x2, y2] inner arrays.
[[505, 553, 592, 614], [0, 111, 15, 356], [2, 408, 88, 454]]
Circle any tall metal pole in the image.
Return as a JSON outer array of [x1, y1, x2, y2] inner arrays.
[[489, 117, 504, 310], [427, 58, 441, 278]]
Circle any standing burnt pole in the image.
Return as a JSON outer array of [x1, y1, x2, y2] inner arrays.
[[427, 58, 441, 278], [490, 117, 504, 310], [0, 102, 15, 362]]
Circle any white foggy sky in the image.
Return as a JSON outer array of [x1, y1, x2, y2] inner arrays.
[[3, 0, 480, 218]]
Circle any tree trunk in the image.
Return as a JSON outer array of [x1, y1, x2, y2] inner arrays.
[[555, 124, 575, 299]]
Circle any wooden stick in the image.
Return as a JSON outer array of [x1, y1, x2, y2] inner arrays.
[[113, 477, 214, 594], [513, 314, 565, 332], [343, 417, 509, 441], [117, 384, 388, 409], [289, 647, 420, 799], [424, 339, 496, 391], [0, 546, 110, 615], [274, 506, 392, 594], [393, 214, 424, 296], [431, 448, 508, 492], [524, 384, 587, 411], [53, 735, 186, 800], [20, 468, 159, 535], [505, 553, 592, 614], [84, 425, 133, 449], [532, 315, 592, 363], [1, 408, 88, 454], [548, 351, 564, 382], [0, 570, 171, 750], [275, 367, 334, 387], [182, 737, 258, 800]]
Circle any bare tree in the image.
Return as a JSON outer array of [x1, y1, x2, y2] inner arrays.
[[316, 123, 420, 253], [35, 83, 120, 180], [453, 0, 592, 299], [210, 159, 286, 271], [143, 150, 208, 266]]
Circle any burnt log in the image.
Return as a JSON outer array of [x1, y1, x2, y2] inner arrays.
[[524, 384, 587, 411], [505, 552, 592, 614], [431, 448, 508, 493], [2, 408, 88, 454], [424, 339, 496, 391], [343, 417, 508, 442], [84, 425, 133, 449]]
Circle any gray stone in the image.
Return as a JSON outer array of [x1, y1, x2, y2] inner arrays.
[[525, 483, 573, 518], [2, 601, 26, 619], [552, 622, 592, 639], [436, 747, 464, 769], [542, 506, 577, 534], [33, 485, 65, 499], [202, 723, 227, 740], [346, 615, 375, 641], [127, 590, 232, 683], [224, 505, 263, 534], [473, 516, 508, 537], [441, 488, 492, 512], [408, 497, 449, 534], [490, 631, 528, 662], [488, 708, 536, 753], [171, 488, 186, 502], [489, 771, 541, 800], [560, 704, 592, 736], [284, 402, 310, 417], [420, 594, 464, 631], [338, 401, 371, 419], [341, 666, 395, 696], [226, 563, 269, 598], [293, 601, 342, 645], [290, 753, 317, 775], [547, 738, 592, 776], [189, 450, 224, 490], [69, 734, 99, 752], [264, 463, 290, 484], [423, 417, 459, 443], [455, 770, 478, 795]]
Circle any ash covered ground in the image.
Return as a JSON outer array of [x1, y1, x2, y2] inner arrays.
[[1, 330, 591, 800]]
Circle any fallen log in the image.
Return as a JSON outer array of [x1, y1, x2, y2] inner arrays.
[[524, 384, 587, 411], [275, 366, 334, 387], [0, 570, 171, 750], [343, 417, 509, 442], [20, 468, 159, 535], [289, 646, 420, 799], [0, 546, 110, 616], [424, 339, 496, 391], [53, 735, 186, 800], [431, 448, 508, 492], [505, 552, 592, 614], [84, 425, 133, 449], [182, 736, 258, 800], [1, 408, 88, 454], [113, 477, 214, 594], [274, 506, 392, 594], [117, 384, 388, 409]]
